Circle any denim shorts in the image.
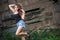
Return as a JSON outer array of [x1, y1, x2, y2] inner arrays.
[[16, 20, 26, 27]]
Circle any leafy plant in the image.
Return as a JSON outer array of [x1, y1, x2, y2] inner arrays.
[[1, 29, 60, 40]]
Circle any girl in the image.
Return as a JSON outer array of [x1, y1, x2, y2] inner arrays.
[[8, 3, 29, 40]]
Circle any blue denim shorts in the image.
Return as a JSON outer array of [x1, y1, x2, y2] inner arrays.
[[16, 20, 26, 27]]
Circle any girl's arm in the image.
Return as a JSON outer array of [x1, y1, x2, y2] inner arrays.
[[20, 9, 25, 20], [8, 4, 16, 13]]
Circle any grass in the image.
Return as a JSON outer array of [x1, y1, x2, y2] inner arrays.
[[1, 29, 60, 40]]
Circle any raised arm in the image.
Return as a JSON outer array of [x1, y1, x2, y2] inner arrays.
[[8, 4, 16, 13]]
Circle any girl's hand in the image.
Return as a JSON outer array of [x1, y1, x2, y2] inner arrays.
[[8, 4, 16, 6]]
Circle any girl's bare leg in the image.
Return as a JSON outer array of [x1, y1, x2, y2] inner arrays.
[[21, 36, 25, 40], [16, 26, 29, 40], [16, 26, 28, 36]]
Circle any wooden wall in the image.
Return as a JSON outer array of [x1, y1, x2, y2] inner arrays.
[[0, 0, 60, 30]]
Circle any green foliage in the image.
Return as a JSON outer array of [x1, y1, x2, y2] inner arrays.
[[2, 31, 21, 40], [1, 29, 60, 40]]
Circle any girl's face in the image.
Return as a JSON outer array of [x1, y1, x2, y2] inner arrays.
[[15, 5, 19, 11]]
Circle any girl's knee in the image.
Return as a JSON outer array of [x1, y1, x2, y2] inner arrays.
[[16, 32, 19, 35]]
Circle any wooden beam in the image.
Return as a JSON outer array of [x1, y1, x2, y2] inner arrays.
[[0, 10, 9, 14]]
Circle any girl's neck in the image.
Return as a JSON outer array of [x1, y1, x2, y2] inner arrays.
[[14, 11, 18, 14]]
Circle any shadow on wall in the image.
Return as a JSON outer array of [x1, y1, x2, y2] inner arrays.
[[49, 0, 58, 4]]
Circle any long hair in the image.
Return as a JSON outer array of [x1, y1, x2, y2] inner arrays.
[[15, 3, 23, 11], [15, 3, 23, 15]]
